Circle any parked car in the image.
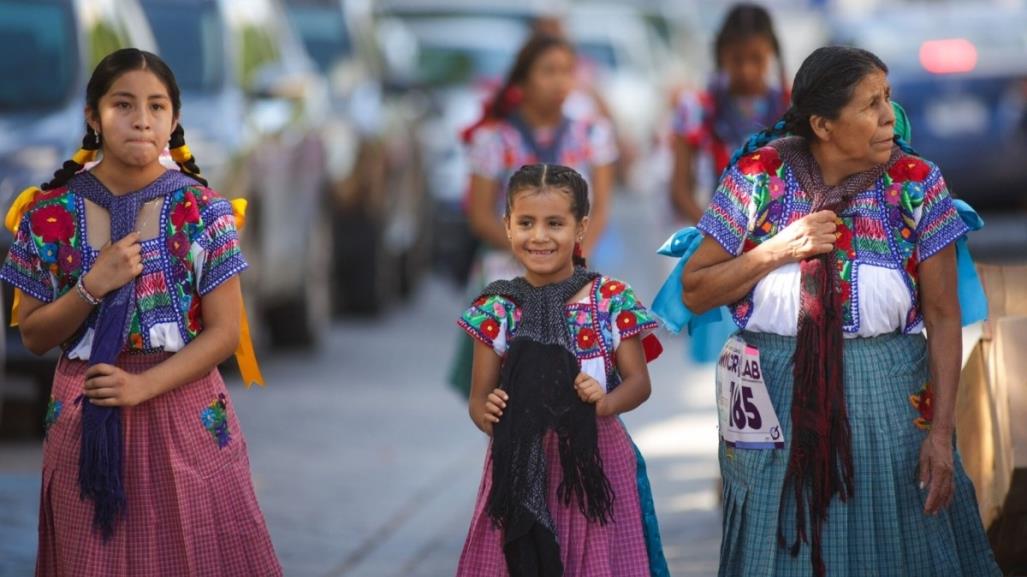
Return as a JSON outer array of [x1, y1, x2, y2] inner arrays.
[[140, 0, 337, 348], [830, 4, 1027, 209], [0, 0, 158, 400], [283, 0, 430, 313]]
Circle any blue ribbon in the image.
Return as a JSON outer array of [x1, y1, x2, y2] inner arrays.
[[651, 227, 723, 335], [952, 199, 988, 326]]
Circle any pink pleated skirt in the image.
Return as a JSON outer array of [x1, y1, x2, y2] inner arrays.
[[35, 353, 282, 577]]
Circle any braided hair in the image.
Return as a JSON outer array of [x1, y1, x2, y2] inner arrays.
[[725, 46, 917, 172], [506, 163, 590, 267], [41, 48, 207, 190]]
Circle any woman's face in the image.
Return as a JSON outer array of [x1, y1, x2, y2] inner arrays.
[[721, 36, 775, 96], [818, 69, 896, 169], [88, 69, 177, 169], [505, 187, 587, 286], [520, 47, 575, 115]]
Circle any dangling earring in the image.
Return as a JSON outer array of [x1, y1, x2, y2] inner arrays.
[[93, 131, 102, 147]]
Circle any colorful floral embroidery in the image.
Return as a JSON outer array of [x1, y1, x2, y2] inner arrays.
[[200, 393, 231, 448], [909, 384, 933, 430], [43, 396, 62, 438]]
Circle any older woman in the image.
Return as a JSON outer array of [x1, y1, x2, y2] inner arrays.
[[680, 47, 1001, 576]]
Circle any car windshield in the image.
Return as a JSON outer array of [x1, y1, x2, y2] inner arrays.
[[144, 3, 225, 93], [287, 5, 352, 74], [403, 17, 526, 87], [0, 0, 76, 111]]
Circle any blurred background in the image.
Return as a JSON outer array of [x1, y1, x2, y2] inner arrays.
[[1, 0, 1026, 575]]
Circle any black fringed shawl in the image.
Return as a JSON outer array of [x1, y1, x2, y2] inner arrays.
[[481, 267, 614, 577], [770, 138, 901, 577]]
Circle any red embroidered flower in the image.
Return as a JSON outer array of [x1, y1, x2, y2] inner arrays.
[[58, 244, 81, 273], [187, 294, 203, 333], [600, 280, 625, 298], [472, 295, 489, 307], [130, 332, 144, 349], [167, 231, 190, 258], [172, 194, 201, 229], [835, 221, 853, 254], [888, 156, 931, 183], [577, 327, 598, 350], [30, 205, 74, 243], [480, 318, 501, 340], [910, 384, 934, 430], [616, 311, 638, 332], [737, 147, 782, 176]]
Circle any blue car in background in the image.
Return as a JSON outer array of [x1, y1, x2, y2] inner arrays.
[[830, 4, 1027, 210]]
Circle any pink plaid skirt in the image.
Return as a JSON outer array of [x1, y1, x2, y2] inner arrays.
[[457, 417, 651, 577], [35, 353, 281, 577]]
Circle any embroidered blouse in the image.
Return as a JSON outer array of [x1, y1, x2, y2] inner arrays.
[[0, 170, 248, 359], [467, 115, 618, 214], [696, 145, 968, 337], [458, 276, 658, 392]]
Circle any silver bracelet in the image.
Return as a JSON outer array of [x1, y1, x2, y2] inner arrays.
[[75, 276, 102, 306]]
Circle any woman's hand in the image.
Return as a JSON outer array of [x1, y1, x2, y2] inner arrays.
[[574, 372, 611, 417], [918, 429, 956, 515], [83, 232, 144, 297], [83, 363, 155, 407], [762, 210, 838, 263], [475, 388, 508, 436]]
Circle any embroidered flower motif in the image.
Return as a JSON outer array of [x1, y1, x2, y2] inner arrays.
[[736, 300, 752, 320], [600, 280, 625, 298], [738, 147, 782, 176], [130, 332, 144, 349], [768, 175, 786, 200], [167, 231, 190, 258], [58, 244, 81, 274], [480, 318, 501, 341], [885, 183, 903, 207], [200, 393, 231, 448], [616, 311, 638, 332], [577, 327, 598, 350], [472, 295, 489, 308], [492, 300, 508, 318], [186, 294, 203, 334], [43, 396, 62, 439], [30, 204, 75, 243], [910, 384, 933, 430], [39, 242, 59, 265], [171, 194, 201, 229], [888, 156, 931, 183]]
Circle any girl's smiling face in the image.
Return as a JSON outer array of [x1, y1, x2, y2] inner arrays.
[[87, 69, 177, 170], [506, 187, 588, 286]]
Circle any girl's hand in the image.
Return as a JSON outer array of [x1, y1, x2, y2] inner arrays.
[[477, 388, 508, 436], [574, 372, 611, 417], [84, 232, 144, 297], [83, 363, 154, 407], [762, 210, 837, 264], [919, 429, 956, 515]]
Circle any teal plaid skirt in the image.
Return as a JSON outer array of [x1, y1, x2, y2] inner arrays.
[[719, 331, 1002, 577]]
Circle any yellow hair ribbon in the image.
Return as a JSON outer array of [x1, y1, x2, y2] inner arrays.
[[9, 289, 21, 327], [230, 198, 248, 230], [4, 186, 41, 233], [236, 299, 265, 388], [71, 147, 97, 166], [170, 144, 193, 164]]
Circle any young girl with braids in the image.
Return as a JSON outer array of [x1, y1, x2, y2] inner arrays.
[[670, 3, 789, 225], [449, 33, 618, 397], [456, 164, 669, 577], [661, 3, 789, 364], [0, 48, 281, 576]]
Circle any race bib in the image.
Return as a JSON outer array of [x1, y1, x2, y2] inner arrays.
[[716, 335, 784, 449]]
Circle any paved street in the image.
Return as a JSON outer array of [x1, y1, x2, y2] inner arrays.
[[0, 189, 725, 576]]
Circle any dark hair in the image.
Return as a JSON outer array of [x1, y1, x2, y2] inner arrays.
[[714, 3, 787, 97], [41, 48, 206, 190], [725, 46, 916, 168], [461, 34, 574, 143], [505, 164, 590, 267]]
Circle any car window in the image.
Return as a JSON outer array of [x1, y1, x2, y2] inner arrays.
[[0, 0, 76, 111], [286, 4, 352, 74], [143, 3, 225, 93]]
